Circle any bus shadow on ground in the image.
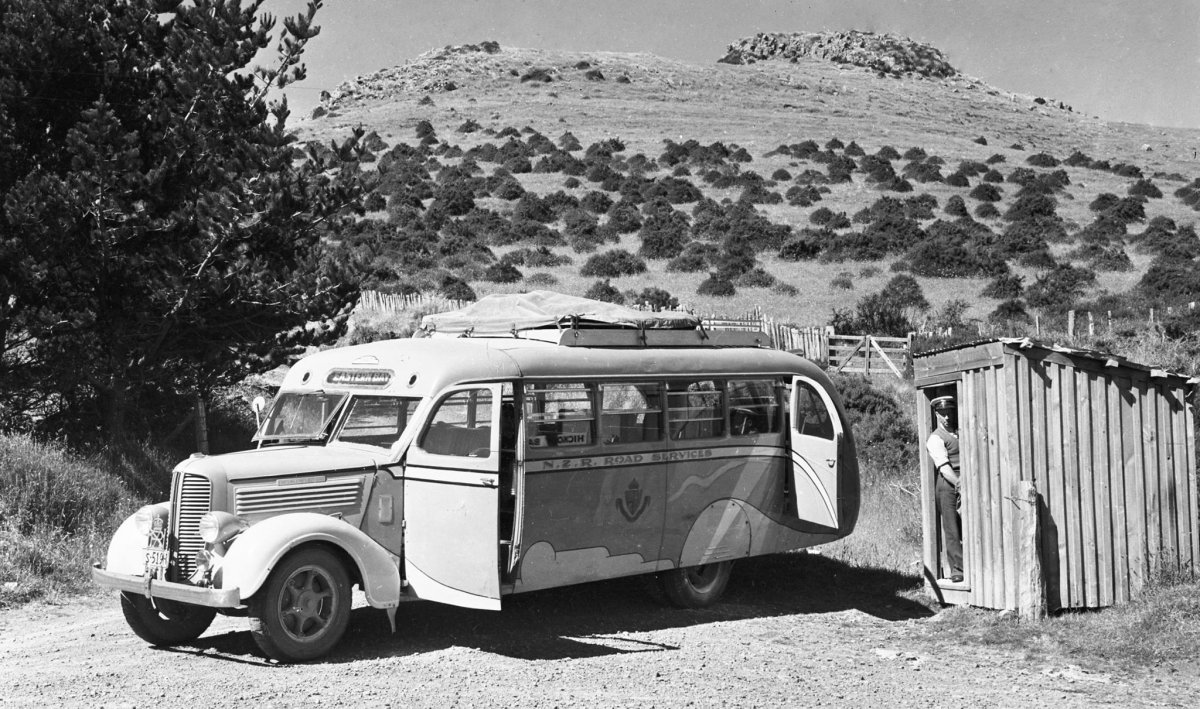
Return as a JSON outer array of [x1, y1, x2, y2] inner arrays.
[[187, 553, 931, 664]]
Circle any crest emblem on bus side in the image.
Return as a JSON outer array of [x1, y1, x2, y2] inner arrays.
[[616, 479, 650, 522]]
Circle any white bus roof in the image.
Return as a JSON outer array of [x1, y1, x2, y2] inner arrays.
[[280, 337, 823, 398]]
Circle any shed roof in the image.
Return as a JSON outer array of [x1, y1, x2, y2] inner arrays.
[[914, 337, 1195, 385]]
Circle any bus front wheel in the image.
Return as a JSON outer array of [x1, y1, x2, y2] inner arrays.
[[658, 561, 734, 608], [120, 592, 216, 646], [248, 546, 351, 662]]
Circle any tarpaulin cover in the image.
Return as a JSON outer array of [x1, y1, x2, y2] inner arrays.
[[420, 291, 700, 335]]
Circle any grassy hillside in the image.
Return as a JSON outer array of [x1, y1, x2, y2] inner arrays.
[[296, 40, 1200, 340]]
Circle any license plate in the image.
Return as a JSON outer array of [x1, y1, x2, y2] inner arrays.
[[144, 546, 169, 578]]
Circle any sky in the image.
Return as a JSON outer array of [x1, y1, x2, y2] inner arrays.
[[263, 0, 1200, 130]]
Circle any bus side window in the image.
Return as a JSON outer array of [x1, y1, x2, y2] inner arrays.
[[728, 379, 781, 436], [667, 380, 725, 440], [419, 389, 494, 457], [794, 382, 835, 439], [524, 382, 594, 448], [599, 383, 662, 444]]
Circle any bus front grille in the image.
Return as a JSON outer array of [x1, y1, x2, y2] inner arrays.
[[173, 473, 212, 579]]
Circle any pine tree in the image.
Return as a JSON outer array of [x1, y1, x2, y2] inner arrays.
[[0, 0, 370, 444]]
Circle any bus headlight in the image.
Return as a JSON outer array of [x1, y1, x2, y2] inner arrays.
[[134, 506, 168, 536], [198, 511, 249, 544]]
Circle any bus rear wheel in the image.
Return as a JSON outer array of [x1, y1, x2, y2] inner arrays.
[[248, 547, 351, 662], [658, 561, 734, 608], [120, 592, 216, 646]]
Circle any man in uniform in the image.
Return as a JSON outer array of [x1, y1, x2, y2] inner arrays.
[[927, 395, 963, 583]]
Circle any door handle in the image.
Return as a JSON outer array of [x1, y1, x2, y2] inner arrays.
[[825, 459, 836, 467]]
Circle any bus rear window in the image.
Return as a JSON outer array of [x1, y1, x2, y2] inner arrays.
[[668, 380, 725, 440], [525, 383, 594, 448], [728, 379, 781, 436]]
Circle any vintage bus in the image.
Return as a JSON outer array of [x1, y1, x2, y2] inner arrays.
[[94, 292, 860, 662]]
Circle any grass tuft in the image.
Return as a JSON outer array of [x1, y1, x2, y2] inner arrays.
[[0, 434, 146, 606]]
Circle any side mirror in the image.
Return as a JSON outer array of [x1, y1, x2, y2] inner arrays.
[[251, 396, 266, 429]]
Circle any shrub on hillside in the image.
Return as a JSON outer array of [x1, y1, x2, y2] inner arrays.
[[771, 168, 793, 181], [830, 292, 912, 337], [1068, 243, 1133, 271], [902, 147, 927, 161], [906, 236, 1009, 278], [735, 267, 777, 288], [513, 193, 554, 222], [880, 274, 930, 313], [969, 183, 1002, 202], [944, 172, 970, 188], [975, 203, 1001, 219], [875, 145, 901, 160], [903, 160, 943, 183], [786, 184, 824, 207], [585, 279, 624, 304], [982, 169, 1005, 183], [667, 242, 717, 272], [1003, 192, 1058, 222], [697, 272, 736, 297], [558, 131, 583, 151], [580, 249, 646, 278], [1025, 264, 1097, 312], [605, 201, 643, 233], [630, 287, 679, 311], [481, 262, 523, 283], [1137, 255, 1200, 305], [1026, 152, 1060, 168], [944, 195, 969, 218], [777, 232, 823, 261], [827, 375, 917, 476], [1129, 179, 1163, 199], [903, 194, 938, 220], [1102, 197, 1147, 225], [982, 273, 1024, 299], [638, 210, 691, 259]]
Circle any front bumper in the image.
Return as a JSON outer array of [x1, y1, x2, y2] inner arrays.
[[92, 564, 243, 608]]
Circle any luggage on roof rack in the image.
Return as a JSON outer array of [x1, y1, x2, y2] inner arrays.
[[417, 291, 768, 348]]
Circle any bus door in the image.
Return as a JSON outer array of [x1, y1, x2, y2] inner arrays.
[[404, 384, 503, 610], [788, 376, 842, 529]]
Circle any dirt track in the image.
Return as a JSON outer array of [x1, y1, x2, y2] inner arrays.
[[1, 554, 1195, 708]]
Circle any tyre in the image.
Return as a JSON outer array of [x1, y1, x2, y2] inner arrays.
[[248, 546, 351, 662], [657, 560, 734, 608], [120, 592, 216, 646]]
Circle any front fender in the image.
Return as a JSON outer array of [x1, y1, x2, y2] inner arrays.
[[221, 513, 401, 609], [103, 502, 169, 575]]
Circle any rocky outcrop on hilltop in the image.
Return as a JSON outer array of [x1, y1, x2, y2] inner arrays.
[[719, 31, 957, 79]]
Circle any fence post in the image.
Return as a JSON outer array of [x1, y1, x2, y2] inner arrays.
[[1016, 481, 1046, 621], [1067, 310, 1075, 340], [1087, 311, 1094, 337]]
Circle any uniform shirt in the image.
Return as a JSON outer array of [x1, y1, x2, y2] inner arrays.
[[927, 427, 960, 483]]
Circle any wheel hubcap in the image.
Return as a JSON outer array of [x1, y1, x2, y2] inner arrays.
[[279, 566, 336, 642]]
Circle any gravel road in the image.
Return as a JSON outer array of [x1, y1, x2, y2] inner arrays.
[[1, 554, 1195, 708]]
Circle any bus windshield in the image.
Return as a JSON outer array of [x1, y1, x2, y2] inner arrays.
[[254, 391, 348, 443]]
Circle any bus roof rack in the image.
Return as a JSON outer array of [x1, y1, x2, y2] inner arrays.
[[417, 291, 769, 348]]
